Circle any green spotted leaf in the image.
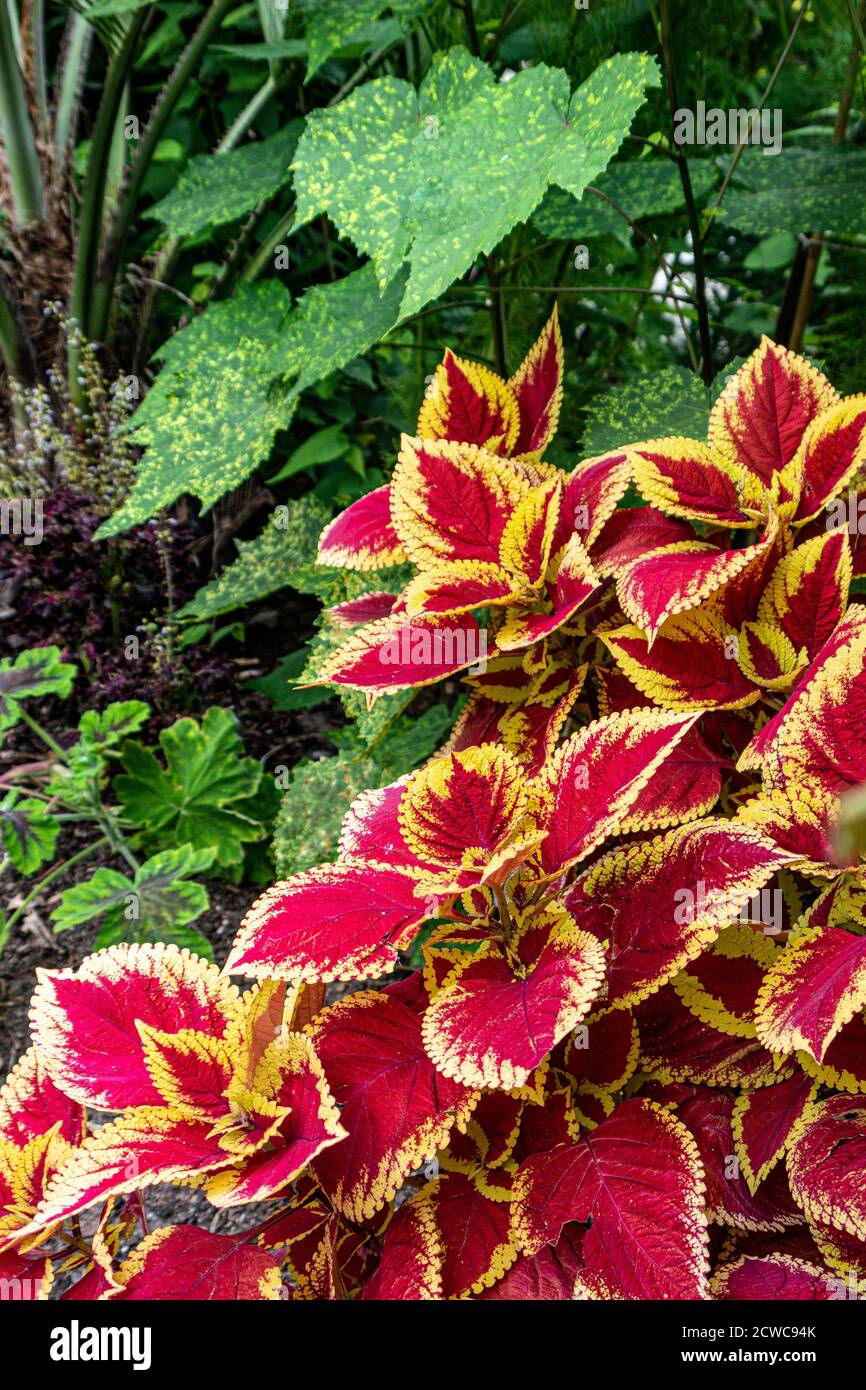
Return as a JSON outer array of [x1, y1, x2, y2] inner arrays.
[[293, 47, 660, 317], [0, 800, 60, 875], [721, 147, 866, 238], [177, 496, 331, 620], [146, 123, 301, 238], [178, 494, 409, 621], [581, 366, 709, 456], [272, 702, 454, 875], [533, 158, 717, 241], [97, 283, 295, 538], [280, 260, 407, 394], [298, 0, 433, 78], [97, 264, 404, 538]]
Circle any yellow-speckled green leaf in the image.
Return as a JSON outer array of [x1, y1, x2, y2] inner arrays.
[[582, 366, 709, 456], [97, 265, 405, 538], [178, 497, 331, 620], [293, 48, 659, 316], [273, 702, 453, 875], [298, 0, 434, 79], [180, 495, 410, 621], [722, 147, 866, 238], [97, 283, 295, 538], [146, 123, 301, 238], [534, 158, 716, 241]]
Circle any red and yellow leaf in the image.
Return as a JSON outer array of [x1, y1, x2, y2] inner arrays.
[[30, 944, 238, 1112], [224, 860, 433, 984], [732, 1072, 818, 1194], [422, 911, 606, 1090], [628, 438, 755, 526], [316, 610, 486, 696], [565, 821, 792, 1007], [787, 1096, 866, 1240], [359, 1194, 442, 1301], [755, 914, 866, 1064], [710, 1253, 835, 1300], [604, 608, 761, 711], [417, 348, 520, 455], [708, 336, 838, 486], [391, 435, 528, 567], [308, 984, 478, 1222], [537, 707, 698, 876], [317, 484, 406, 570], [513, 1098, 709, 1299], [113, 1225, 282, 1301], [507, 304, 564, 456], [758, 528, 852, 660]]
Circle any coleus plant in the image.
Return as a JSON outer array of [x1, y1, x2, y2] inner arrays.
[[4, 326, 866, 1301]]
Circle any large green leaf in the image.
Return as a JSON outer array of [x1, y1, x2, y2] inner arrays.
[[147, 123, 301, 238], [98, 283, 295, 538], [534, 158, 717, 241], [298, 0, 433, 78], [97, 264, 405, 537], [51, 845, 215, 957], [581, 366, 709, 456], [721, 147, 866, 239], [273, 702, 454, 876], [114, 707, 268, 868], [0, 647, 77, 734], [293, 47, 660, 317]]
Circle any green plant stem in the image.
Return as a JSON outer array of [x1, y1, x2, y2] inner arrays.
[[68, 7, 150, 401], [327, 40, 400, 108], [18, 709, 68, 761], [0, 273, 26, 406], [238, 204, 296, 283], [453, 0, 482, 58], [97, 810, 140, 872], [586, 182, 701, 373], [30, 0, 49, 137], [54, 11, 92, 160], [0, 0, 45, 224], [3, 837, 110, 938], [484, 253, 508, 376], [658, 0, 712, 382], [218, 73, 277, 151], [91, 0, 238, 344]]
